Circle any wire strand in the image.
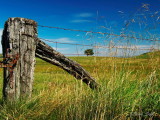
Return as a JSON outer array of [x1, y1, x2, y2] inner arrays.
[[39, 38, 160, 51], [38, 25, 160, 42]]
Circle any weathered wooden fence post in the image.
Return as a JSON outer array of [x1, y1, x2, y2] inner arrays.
[[2, 18, 37, 100]]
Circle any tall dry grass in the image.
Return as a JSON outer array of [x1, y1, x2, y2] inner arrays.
[[0, 54, 159, 120]]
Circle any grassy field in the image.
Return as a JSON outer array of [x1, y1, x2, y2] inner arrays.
[[0, 51, 160, 120]]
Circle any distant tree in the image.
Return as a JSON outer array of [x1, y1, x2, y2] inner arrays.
[[84, 49, 94, 56]]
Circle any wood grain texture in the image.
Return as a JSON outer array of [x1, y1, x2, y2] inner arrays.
[[2, 18, 37, 100]]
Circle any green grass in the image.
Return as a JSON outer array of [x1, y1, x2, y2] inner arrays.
[[0, 52, 159, 120], [134, 50, 160, 59]]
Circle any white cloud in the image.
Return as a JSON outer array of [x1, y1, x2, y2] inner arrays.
[[70, 13, 94, 23], [115, 45, 157, 49], [75, 13, 93, 18], [52, 47, 69, 51], [118, 11, 124, 14], [47, 37, 75, 43], [70, 20, 92, 23], [0, 29, 3, 53], [93, 44, 159, 57], [52, 47, 71, 55]]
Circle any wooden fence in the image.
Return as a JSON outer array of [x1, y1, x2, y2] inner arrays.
[[1, 17, 99, 101]]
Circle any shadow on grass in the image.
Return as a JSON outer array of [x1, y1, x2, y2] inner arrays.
[[0, 98, 3, 105]]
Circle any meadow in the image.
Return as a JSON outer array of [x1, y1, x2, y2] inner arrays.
[[0, 51, 159, 120]]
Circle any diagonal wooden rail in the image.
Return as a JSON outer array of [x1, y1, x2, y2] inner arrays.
[[35, 39, 99, 89]]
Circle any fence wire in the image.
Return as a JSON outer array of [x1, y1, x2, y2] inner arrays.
[[38, 5, 160, 57], [38, 25, 160, 42], [40, 38, 160, 51]]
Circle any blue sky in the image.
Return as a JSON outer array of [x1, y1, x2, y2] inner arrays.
[[0, 0, 160, 56]]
